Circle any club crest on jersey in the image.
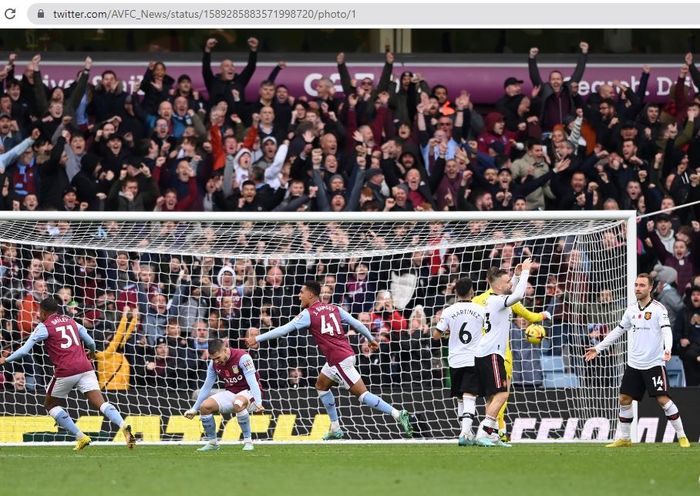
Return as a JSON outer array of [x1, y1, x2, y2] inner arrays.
[[644, 312, 652, 320], [232, 366, 239, 374]]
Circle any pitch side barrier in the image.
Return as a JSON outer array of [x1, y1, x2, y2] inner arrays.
[[1, 387, 696, 444]]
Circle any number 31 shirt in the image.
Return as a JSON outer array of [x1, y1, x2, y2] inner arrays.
[[5, 313, 96, 377]]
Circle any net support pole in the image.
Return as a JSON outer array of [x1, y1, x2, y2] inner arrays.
[[626, 213, 639, 441]]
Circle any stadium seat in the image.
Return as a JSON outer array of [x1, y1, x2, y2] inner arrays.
[[540, 355, 565, 374], [666, 356, 686, 388], [543, 372, 580, 389]]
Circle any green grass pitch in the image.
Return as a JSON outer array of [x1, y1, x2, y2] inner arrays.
[[1, 443, 698, 496]]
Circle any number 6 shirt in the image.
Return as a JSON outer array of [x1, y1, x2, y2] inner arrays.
[[436, 302, 485, 367]]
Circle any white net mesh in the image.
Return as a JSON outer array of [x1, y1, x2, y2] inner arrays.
[[0, 213, 633, 442]]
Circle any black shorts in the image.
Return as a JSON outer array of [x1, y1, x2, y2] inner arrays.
[[620, 365, 670, 401], [475, 354, 508, 397], [450, 366, 480, 397]]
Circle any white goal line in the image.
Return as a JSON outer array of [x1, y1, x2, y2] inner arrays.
[[0, 440, 610, 447]]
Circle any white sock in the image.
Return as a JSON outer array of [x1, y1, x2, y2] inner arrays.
[[618, 404, 633, 440], [662, 401, 686, 439], [461, 395, 476, 437], [457, 402, 464, 419], [477, 415, 497, 438], [390, 408, 400, 420]]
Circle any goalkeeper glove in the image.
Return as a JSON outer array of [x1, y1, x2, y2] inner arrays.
[[541, 311, 552, 321], [184, 409, 198, 419]]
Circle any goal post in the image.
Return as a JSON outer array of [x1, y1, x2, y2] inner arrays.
[[0, 210, 636, 444]]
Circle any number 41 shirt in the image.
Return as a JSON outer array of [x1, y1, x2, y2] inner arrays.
[[256, 301, 375, 366]]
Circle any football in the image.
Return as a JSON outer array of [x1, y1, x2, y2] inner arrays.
[[525, 324, 546, 345]]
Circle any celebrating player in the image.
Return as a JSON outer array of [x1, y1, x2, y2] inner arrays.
[[473, 259, 532, 447], [0, 297, 135, 451], [584, 273, 690, 448], [433, 277, 485, 446], [246, 280, 413, 439], [473, 281, 550, 442], [185, 338, 264, 451]]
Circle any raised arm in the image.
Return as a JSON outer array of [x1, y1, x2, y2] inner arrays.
[[338, 307, 375, 343], [266, 61, 284, 84], [103, 311, 129, 354], [202, 38, 217, 92], [239, 353, 263, 406], [344, 159, 366, 211], [637, 66, 651, 102], [0, 131, 39, 173], [376, 51, 394, 93], [335, 52, 354, 96], [264, 141, 289, 184], [32, 55, 48, 116], [570, 41, 589, 83], [312, 168, 331, 211], [528, 47, 543, 87], [235, 38, 259, 91], [253, 310, 310, 345], [65, 57, 92, 116], [3, 324, 49, 364], [685, 53, 700, 90], [504, 259, 532, 307]]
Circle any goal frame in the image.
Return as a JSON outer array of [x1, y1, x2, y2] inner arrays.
[[0, 210, 637, 445], [0, 209, 637, 303]]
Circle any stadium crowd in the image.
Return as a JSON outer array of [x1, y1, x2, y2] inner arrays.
[[0, 37, 700, 392]]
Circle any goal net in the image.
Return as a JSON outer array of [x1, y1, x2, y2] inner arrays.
[[0, 211, 635, 443]]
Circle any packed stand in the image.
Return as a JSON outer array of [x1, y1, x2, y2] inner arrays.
[[0, 38, 699, 387]]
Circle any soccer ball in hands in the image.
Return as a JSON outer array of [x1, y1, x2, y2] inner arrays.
[[525, 324, 546, 345]]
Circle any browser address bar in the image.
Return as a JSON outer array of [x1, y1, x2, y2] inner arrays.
[[32, 4, 359, 24], [27, 3, 700, 26]]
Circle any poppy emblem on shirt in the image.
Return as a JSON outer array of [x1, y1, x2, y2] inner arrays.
[[644, 312, 652, 320]]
